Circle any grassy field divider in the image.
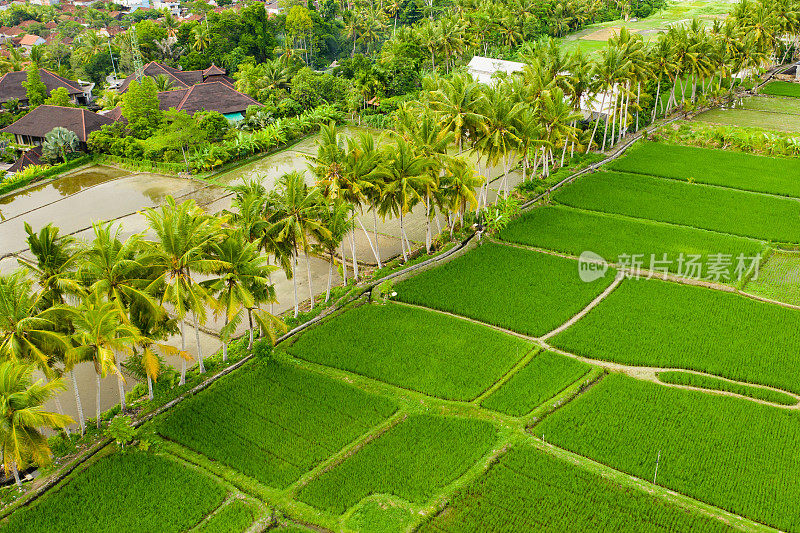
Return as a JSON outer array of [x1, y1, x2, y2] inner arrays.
[[472, 347, 541, 404], [523, 366, 605, 427], [657, 371, 799, 407]]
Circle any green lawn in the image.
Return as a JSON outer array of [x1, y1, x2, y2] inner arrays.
[[657, 371, 797, 406], [554, 170, 800, 243], [156, 360, 397, 488], [1, 452, 227, 533], [286, 303, 531, 401], [761, 80, 800, 97], [609, 141, 800, 197], [297, 415, 497, 514], [498, 205, 764, 272], [536, 374, 800, 532], [481, 351, 592, 417], [419, 444, 734, 532], [744, 251, 800, 306], [394, 242, 617, 337], [551, 278, 800, 394]]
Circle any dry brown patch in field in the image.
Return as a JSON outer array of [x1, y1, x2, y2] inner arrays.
[[583, 26, 638, 41]]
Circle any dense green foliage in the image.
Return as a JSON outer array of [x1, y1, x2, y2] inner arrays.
[[761, 80, 800, 97], [287, 303, 531, 400], [156, 360, 397, 488], [658, 371, 797, 406], [395, 243, 616, 337], [608, 142, 800, 197], [537, 374, 800, 531], [498, 205, 764, 271], [481, 351, 592, 416], [198, 499, 257, 533], [552, 279, 800, 393], [554, 170, 800, 243], [297, 415, 497, 514], [1, 452, 227, 533], [420, 445, 734, 532]]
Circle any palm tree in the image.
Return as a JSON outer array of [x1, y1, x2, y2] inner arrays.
[[21, 223, 82, 309], [314, 200, 355, 302], [143, 197, 223, 384], [269, 172, 330, 317], [428, 72, 485, 153], [153, 74, 174, 92], [192, 24, 211, 53], [476, 83, 522, 199], [0, 361, 71, 489]]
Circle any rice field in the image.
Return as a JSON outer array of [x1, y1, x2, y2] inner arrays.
[[1, 452, 228, 533], [394, 242, 617, 337], [551, 278, 800, 394], [156, 360, 397, 488], [296, 415, 497, 514], [609, 141, 800, 197], [498, 205, 765, 272], [743, 251, 800, 306], [286, 303, 531, 400], [761, 80, 800, 97], [693, 107, 800, 132], [419, 445, 734, 532], [536, 374, 800, 531], [657, 371, 798, 406], [554, 170, 800, 243]]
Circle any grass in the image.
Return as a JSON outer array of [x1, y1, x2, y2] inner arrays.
[[693, 108, 800, 133], [551, 278, 800, 394], [610, 141, 800, 197], [286, 303, 532, 401], [0, 452, 227, 533], [481, 351, 592, 416], [156, 359, 397, 489], [498, 205, 765, 272], [536, 374, 800, 531], [296, 415, 497, 514], [657, 371, 798, 406], [554, 170, 800, 243], [198, 499, 257, 533], [761, 80, 800, 97], [394, 242, 617, 337], [418, 444, 734, 532], [744, 251, 800, 306]]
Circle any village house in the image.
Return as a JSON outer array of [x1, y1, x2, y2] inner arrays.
[[1, 105, 114, 148], [0, 69, 92, 107], [117, 62, 235, 93], [18, 34, 46, 51]]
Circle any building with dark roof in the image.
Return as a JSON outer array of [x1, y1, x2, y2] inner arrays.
[[1, 105, 115, 147], [156, 81, 260, 121], [0, 68, 91, 106], [7, 145, 42, 173], [117, 62, 234, 93]]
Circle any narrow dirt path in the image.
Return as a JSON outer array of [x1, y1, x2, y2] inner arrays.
[[540, 272, 625, 341]]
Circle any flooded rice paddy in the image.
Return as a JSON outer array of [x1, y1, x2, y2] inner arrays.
[[693, 96, 800, 132]]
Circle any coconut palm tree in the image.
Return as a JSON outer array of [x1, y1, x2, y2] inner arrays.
[[428, 72, 486, 153], [476, 83, 522, 199], [21, 223, 82, 309], [0, 361, 71, 489], [314, 200, 355, 302]]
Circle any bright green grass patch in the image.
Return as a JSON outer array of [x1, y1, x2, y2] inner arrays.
[[394, 242, 616, 337], [537, 374, 800, 531], [297, 415, 497, 514], [554, 170, 800, 243], [156, 360, 397, 488], [609, 142, 800, 197], [481, 351, 592, 416], [419, 444, 734, 532], [287, 303, 531, 401], [198, 499, 257, 533], [693, 108, 800, 133], [1, 452, 226, 533], [762, 80, 800, 97], [551, 278, 800, 394], [498, 205, 764, 272], [658, 371, 798, 406], [744, 251, 800, 306]]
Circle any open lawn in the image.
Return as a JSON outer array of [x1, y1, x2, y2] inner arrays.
[[608, 142, 800, 197], [551, 278, 800, 394], [419, 444, 734, 532], [657, 371, 797, 405], [536, 374, 800, 531], [761, 80, 800, 97], [297, 415, 497, 514], [481, 351, 592, 417], [156, 360, 397, 488], [554, 170, 800, 243], [394, 242, 616, 337], [744, 251, 800, 306], [498, 205, 764, 271], [286, 303, 531, 401], [0, 452, 227, 533]]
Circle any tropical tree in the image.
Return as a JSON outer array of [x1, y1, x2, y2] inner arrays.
[[41, 127, 79, 164], [314, 200, 355, 301]]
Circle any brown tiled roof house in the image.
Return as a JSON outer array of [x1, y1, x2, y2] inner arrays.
[[1, 105, 114, 148], [117, 62, 234, 93], [0, 69, 89, 106]]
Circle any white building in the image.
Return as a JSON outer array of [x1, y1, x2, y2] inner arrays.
[[116, 0, 149, 7], [467, 56, 525, 86], [28, 0, 59, 5], [152, 0, 180, 15]]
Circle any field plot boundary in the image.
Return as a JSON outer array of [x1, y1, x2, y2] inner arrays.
[[541, 271, 626, 340]]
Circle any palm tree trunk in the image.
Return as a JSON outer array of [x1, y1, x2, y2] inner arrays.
[[502, 154, 509, 198], [349, 230, 359, 280], [114, 352, 126, 412], [652, 79, 662, 123], [292, 253, 299, 318], [372, 209, 382, 267], [12, 462, 21, 490], [635, 82, 641, 131], [356, 216, 381, 266], [560, 136, 568, 167], [399, 211, 408, 262], [71, 370, 86, 435], [587, 92, 607, 153], [222, 315, 229, 362], [194, 314, 205, 373], [95, 372, 101, 429], [147, 376, 154, 400], [425, 197, 431, 252], [305, 248, 314, 311], [326, 251, 334, 302], [179, 321, 186, 385], [340, 243, 348, 285], [248, 309, 254, 351]]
